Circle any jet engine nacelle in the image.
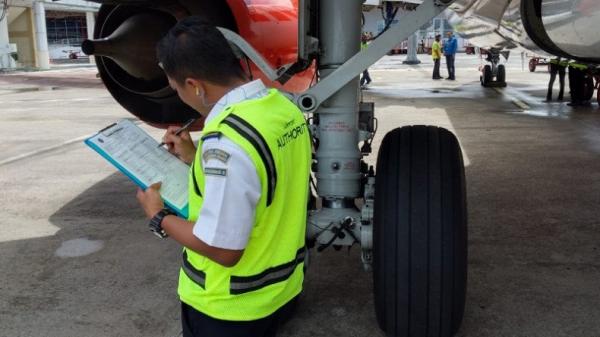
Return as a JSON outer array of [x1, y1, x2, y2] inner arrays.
[[84, 0, 314, 127], [521, 0, 600, 63], [449, 0, 600, 64]]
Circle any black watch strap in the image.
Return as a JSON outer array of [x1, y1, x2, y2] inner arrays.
[[148, 208, 174, 239]]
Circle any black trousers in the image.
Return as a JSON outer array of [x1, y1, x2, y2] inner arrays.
[[360, 70, 372, 86], [445, 54, 455, 79], [433, 58, 441, 79], [181, 297, 298, 337], [547, 63, 566, 101]]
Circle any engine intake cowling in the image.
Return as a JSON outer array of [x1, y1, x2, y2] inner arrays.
[[85, 1, 238, 127], [85, 0, 315, 127]]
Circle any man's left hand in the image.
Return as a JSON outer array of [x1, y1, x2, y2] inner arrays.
[[136, 182, 164, 219]]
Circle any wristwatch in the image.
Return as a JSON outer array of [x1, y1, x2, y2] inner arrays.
[[148, 208, 174, 239]]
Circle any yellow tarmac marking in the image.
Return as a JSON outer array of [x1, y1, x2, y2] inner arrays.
[[493, 87, 531, 110], [512, 99, 531, 110]]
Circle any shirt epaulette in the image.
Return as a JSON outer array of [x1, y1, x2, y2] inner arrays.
[[201, 132, 222, 141]]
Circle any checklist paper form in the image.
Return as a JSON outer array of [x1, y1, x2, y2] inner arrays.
[[85, 119, 190, 218]]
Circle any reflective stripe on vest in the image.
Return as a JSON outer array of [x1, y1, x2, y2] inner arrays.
[[182, 250, 206, 289], [230, 247, 306, 295], [190, 161, 202, 197], [222, 114, 277, 206]]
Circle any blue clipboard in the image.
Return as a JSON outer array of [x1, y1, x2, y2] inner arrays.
[[85, 120, 189, 218]]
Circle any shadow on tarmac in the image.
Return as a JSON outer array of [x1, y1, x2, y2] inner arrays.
[[3, 173, 184, 337], [44, 82, 600, 336], [45, 172, 384, 337], [5, 78, 600, 337]]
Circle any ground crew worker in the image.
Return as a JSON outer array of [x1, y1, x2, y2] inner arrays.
[[568, 61, 591, 106], [432, 34, 442, 80], [360, 32, 372, 88], [546, 57, 567, 102], [443, 31, 457, 80], [135, 17, 312, 337]]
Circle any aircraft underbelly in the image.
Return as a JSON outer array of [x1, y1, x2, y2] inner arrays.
[[449, 0, 542, 54], [449, 0, 600, 62]]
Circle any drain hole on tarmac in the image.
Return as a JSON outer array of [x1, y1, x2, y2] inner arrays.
[[55, 238, 104, 258]]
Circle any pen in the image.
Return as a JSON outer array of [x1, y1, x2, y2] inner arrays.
[[157, 118, 197, 148]]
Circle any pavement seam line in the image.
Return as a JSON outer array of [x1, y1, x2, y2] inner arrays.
[[0, 134, 92, 167]]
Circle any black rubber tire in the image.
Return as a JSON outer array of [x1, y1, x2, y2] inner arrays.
[[482, 65, 492, 87], [497, 65, 506, 84], [529, 59, 537, 72], [583, 76, 595, 101], [373, 126, 468, 337]]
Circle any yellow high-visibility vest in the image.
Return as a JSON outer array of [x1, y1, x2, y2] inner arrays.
[[179, 89, 312, 321], [570, 62, 588, 70], [432, 41, 442, 60]]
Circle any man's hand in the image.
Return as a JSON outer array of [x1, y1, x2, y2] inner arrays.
[[163, 127, 196, 164], [136, 182, 164, 219]]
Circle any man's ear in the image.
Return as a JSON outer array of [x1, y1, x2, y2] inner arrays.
[[185, 78, 206, 94]]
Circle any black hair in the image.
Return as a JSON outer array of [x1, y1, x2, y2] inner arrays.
[[156, 16, 246, 85]]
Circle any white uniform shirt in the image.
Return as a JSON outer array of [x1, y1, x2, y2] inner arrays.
[[192, 80, 269, 250]]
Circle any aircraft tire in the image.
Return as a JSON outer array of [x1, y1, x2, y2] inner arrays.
[[373, 126, 468, 337], [583, 76, 595, 102], [482, 65, 492, 87], [529, 59, 537, 72], [497, 65, 506, 84]]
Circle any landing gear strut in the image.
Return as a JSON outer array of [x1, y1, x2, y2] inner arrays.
[[481, 49, 507, 87], [226, 1, 469, 336]]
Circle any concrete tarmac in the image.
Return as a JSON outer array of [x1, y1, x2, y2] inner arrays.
[[1, 54, 599, 337]]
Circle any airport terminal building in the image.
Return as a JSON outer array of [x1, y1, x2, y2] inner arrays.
[[0, 0, 99, 70]]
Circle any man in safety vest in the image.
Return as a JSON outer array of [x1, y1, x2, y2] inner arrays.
[[432, 34, 442, 80], [546, 57, 568, 102], [360, 32, 373, 88], [136, 17, 312, 337]]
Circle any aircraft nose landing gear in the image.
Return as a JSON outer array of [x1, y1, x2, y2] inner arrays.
[[481, 49, 508, 87], [228, 0, 469, 335]]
